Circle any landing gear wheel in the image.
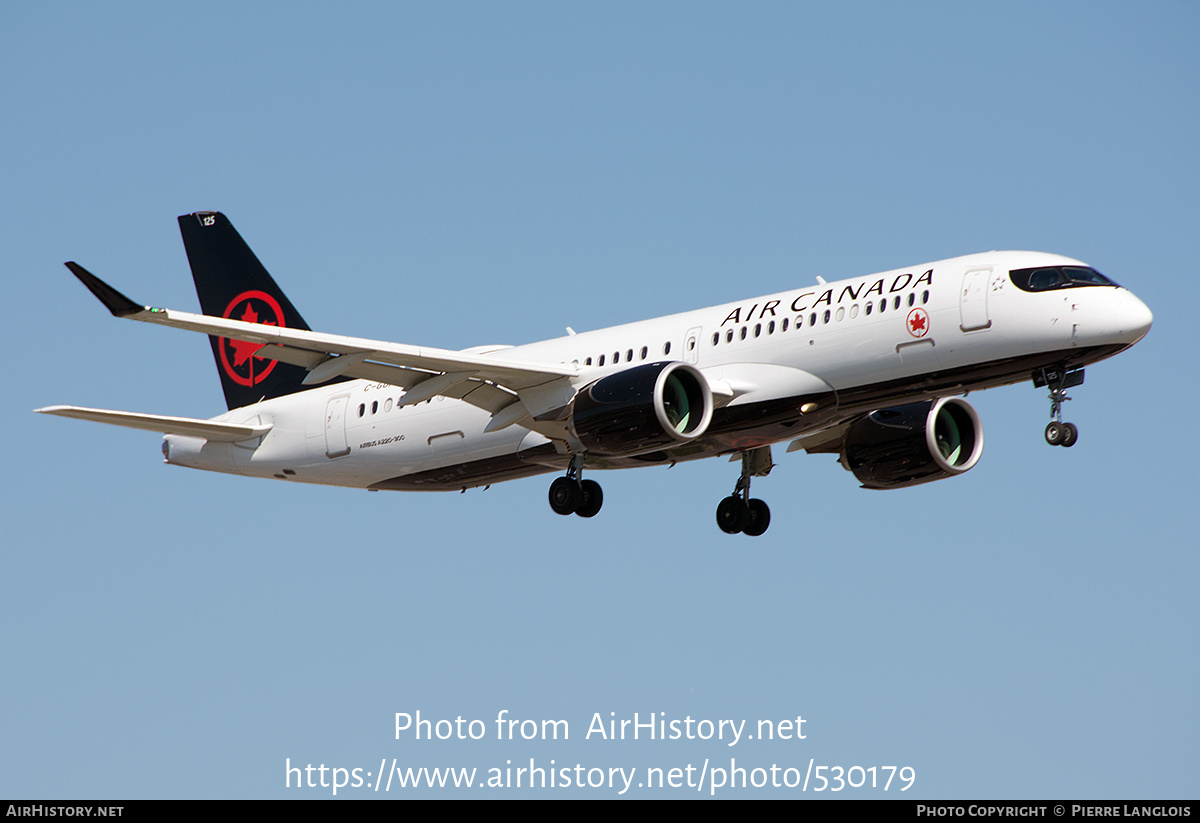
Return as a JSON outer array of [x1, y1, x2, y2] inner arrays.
[[742, 498, 771, 537], [716, 495, 749, 534], [575, 479, 604, 518], [716, 448, 775, 535], [1044, 421, 1063, 446], [548, 476, 581, 515], [1036, 365, 1085, 449], [1060, 422, 1078, 448]]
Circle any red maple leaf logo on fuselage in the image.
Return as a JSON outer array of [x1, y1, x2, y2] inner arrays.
[[906, 307, 930, 338]]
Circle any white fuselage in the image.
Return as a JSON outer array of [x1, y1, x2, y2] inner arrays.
[[163, 251, 1152, 490]]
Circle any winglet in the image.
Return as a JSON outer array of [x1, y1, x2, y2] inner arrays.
[[64, 262, 145, 317]]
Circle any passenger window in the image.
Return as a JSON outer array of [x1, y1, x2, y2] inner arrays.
[[754, 323, 761, 337], [358, 404, 365, 417], [907, 293, 915, 307], [640, 346, 648, 359], [384, 398, 393, 412], [740, 326, 747, 340], [627, 348, 634, 360], [711, 333, 719, 346], [835, 307, 844, 322], [823, 309, 830, 324], [866, 302, 873, 315], [598, 354, 605, 366], [371, 401, 378, 414], [768, 320, 775, 334], [893, 296, 901, 310], [663, 342, 671, 355], [726, 329, 734, 343], [850, 304, 859, 319], [922, 290, 930, 303]]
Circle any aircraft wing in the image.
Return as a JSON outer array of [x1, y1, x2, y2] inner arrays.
[[66, 262, 575, 420], [34, 405, 272, 442]]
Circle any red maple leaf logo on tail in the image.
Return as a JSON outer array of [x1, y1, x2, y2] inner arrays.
[[218, 291, 286, 386]]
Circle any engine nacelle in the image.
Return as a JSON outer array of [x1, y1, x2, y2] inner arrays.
[[569, 361, 713, 456], [842, 397, 983, 489]]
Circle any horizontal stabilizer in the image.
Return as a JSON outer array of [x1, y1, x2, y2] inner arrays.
[[34, 405, 272, 442]]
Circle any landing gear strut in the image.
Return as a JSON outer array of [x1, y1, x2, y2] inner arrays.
[[716, 447, 772, 536], [1034, 366, 1082, 448], [548, 455, 603, 518]]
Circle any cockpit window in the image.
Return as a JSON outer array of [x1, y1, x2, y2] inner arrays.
[[1010, 265, 1119, 292]]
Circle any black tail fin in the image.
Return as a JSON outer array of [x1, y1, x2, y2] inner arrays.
[[178, 211, 317, 410]]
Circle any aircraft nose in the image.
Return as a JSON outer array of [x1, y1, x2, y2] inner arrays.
[[1121, 290, 1153, 344]]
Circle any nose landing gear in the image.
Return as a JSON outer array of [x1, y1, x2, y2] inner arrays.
[[1034, 366, 1083, 448], [716, 447, 773, 536], [1044, 420, 1078, 448]]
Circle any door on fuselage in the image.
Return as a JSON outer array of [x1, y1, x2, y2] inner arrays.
[[685, 326, 702, 364], [959, 268, 993, 331], [325, 393, 351, 458]]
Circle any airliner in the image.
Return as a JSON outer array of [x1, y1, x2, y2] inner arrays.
[[37, 212, 1153, 536]]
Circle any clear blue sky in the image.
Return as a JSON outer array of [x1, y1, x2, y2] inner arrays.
[[3, 1, 1196, 798]]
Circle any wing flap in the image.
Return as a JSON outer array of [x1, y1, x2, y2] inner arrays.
[[222, 343, 523, 415], [454, 382, 520, 415]]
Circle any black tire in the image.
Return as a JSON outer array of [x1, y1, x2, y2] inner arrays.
[[576, 479, 604, 518], [716, 496, 748, 534], [1044, 421, 1063, 446], [1061, 422, 1078, 448], [742, 498, 771, 537], [549, 476, 581, 515]]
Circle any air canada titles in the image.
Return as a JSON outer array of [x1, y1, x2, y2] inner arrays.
[[718, 269, 934, 327]]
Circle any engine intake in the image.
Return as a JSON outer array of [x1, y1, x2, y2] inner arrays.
[[569, 361, 713, 456], [843, 397, 983, 489]]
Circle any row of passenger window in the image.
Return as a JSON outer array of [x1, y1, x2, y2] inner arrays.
[[355, 290, 931, 414], [711, 290, 930, 346], [352, 339, 679, 418], [357, 395, 438, 418], [576, 340, 673, 368]]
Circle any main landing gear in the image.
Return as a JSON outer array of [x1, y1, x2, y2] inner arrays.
[[716, 447, 773, 537], [1034, 366, 1083, 448], [548, 455, 603, 518]]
